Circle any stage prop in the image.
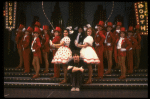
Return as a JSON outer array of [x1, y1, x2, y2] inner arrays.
[[134, 1, 148, 35], [5, 1, 17, 54]]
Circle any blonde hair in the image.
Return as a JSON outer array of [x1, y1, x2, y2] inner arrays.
[[86, 27, 96, 38]]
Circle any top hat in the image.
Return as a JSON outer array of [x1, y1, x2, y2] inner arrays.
[[34, 21, 41, 27], [43, 25, 49, 31], [97, 21, 104, 27], [128, 26, 134, 32], [54, 27, 61, 33], [26, 26, 33, 33], [18, 24, 25, 30], [107, 22, 113, 28], [135, 25, 140, 30], [120, 27, 126, 32], [116, 22, 122, 26], [33, 27, 41, 34]]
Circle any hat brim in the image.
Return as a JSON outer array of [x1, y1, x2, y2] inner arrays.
[[97, 24, 104, 27], [127, 30, 134, 33], [107, 26, 113, 28], [53, 30, 60, 33]]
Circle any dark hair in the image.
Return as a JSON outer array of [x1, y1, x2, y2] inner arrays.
[[62, 29, 71, 38], [72, 50, 80, 56], [53, 30, 62, 37], [119, 31, 127, 37], [78, 26, 83, 31]]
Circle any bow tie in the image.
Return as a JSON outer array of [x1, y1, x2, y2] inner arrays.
[[116, 30, 120, 33], [78, 33, 81, 35], [34, 37, 37, 41]]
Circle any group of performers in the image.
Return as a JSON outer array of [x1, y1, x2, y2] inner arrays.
[[15, 20, 141, 85]]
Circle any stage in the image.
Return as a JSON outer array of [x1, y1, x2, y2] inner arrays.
[[4, 67, 148, 98], [4, 88, 148, 98]]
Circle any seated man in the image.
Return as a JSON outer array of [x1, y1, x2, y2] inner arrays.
[[67, 50, 85, 91]]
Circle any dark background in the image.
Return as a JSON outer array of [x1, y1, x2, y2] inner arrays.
[[3, 1, 148, 69]]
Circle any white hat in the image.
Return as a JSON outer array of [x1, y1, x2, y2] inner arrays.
[[74, 26, 78, 30]]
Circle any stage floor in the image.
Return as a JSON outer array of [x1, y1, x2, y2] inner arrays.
[[4, 88, 148, 98]]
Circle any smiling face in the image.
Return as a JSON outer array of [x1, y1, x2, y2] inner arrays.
[[120, 32, 125, 38], [107, 26, 112, 32], [34, 32, 39, 37], [54, 31, 59, 37], [116, 26, 121, 30], [128, 31, 133, 37], [87, 28, 92, 36], [97, 25, 103, 31], [78, 28, 83, 33], [43, 30, 47, 35], [63, 30, 68, 37], [25, 31, 29, 35]]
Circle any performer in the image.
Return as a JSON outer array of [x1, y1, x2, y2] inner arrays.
[[50, 27, 61, 78], [34, 21, 41, 29], [75, 27, 100, 84], [133, 25, 141, 70], [94, 21, 106, 79], [67, 50, 85, 91], [113, 22, 122, 69], [31, 27, 42, 78], [114, 27, 132, 79], [104, 22, 115, 74], [72, 25, 86, 51], [126, 26, 138, 74], [50, 29, 72, 84], [41, 25, 50, 73], [22, 26, 33, 73], [15, 24, 25, 69], [113, 22, 122, 40], [34, 21, 42, 40]]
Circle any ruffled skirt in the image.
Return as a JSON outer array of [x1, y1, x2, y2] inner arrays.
[[80, 46, 100, 64], [51, 46, 72, 64]]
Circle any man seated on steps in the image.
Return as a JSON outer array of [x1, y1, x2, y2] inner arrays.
[[67, 50, 85, 91]]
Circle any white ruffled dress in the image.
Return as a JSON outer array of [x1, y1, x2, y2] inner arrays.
[[51, 36, 72, 64], [80, 36, 100, 64]]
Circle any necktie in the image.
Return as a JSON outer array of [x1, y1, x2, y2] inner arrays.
[[104, 32, 109, 43], [76, 33, 81, 43]]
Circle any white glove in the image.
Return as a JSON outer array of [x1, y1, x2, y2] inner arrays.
[[107, 43, 111, 46], [40, 28, 43, 31], [51, 30, 54, 34], [32, 49, 35, 52], [49, 40, 52, 46], [67, 66, 73, 70], [129, 47, 132, 51], [79, 66, 84, 72], [74, 40, 78, 47], [95, 42, 100, 46], [22, 28, 26, 32], [120, 48, 126, 51], [95, 25, 98, 29]]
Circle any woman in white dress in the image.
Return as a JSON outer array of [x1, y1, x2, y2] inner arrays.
[[75, 27, 100, 84], [49, 29, 72, 84]]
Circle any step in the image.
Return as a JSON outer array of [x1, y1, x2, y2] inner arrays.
[[4, 82, 148, 89], [4, 77, 148, 83], [4, 72, 148, 78], [4, 68, 148, 73]]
